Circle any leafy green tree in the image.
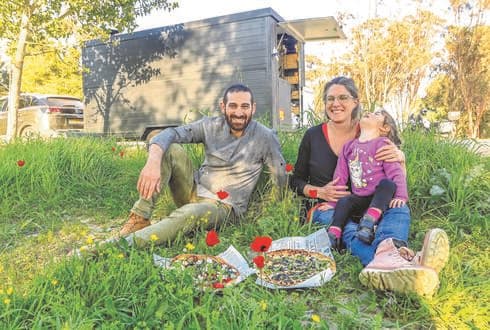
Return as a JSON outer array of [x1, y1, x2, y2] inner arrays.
[[0, 0, 177, 141], [422, 74, 452, 119], [442, 0, 490, 138], [21, 43, 82, 97], [326, 10, 441, 122]]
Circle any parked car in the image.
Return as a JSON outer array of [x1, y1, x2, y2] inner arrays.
[[0, 93, 84, 137]]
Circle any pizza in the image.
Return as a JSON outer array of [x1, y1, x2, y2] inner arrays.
[[170, 254, 240, 288], [258, 249, 336, 287]]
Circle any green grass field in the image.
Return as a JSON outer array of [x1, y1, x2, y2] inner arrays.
[[0, 130, 488, 329]]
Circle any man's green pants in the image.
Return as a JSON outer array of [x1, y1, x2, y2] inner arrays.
[[130, 144, 232, 247]]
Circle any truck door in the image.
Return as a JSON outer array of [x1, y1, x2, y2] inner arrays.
[[275, 17, 345, 129]]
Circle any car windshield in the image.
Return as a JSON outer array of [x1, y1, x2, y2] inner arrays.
[[46, 97, 83, 109]]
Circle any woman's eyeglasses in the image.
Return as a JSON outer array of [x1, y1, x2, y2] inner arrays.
[[326, 95, 355, 104]]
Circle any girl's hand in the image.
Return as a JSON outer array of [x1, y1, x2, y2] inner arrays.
[[375, 140, 405, 163], [317, 202, 333, 211], [389, 198, 406, 208]]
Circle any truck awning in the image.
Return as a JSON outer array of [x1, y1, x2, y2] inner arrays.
[[278, 17, 346, 42]]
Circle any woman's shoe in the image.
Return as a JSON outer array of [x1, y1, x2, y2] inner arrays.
[[359, 238, 439, 297]]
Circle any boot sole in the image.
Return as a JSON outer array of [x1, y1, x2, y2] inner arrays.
[[421, 228, 449, 273], [359, 266, 439, 297]]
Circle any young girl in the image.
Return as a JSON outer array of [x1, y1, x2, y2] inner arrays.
[[318, 109, 408, 249]]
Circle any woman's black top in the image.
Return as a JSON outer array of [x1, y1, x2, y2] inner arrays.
[[290, 123, 339, 202]]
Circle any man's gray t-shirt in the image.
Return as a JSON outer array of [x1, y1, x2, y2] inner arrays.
[[150, 116, 287, 216]]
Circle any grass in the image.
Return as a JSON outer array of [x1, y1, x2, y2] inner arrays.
[[0, 130, 489, 329]]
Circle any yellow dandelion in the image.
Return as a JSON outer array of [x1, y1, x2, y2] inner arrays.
[[185, 242, 195, 251], [150, 234, 158, 242], [86, 236, 94, 245], [51, 279, 58, 286], [3, 298, 10, 305], [79, 245, 89, 252], [202, 218, 208, 224], [293, 216, 299, 222], [206, 211, 212, 215], [6, 287, 13, 295], [259, 300, 267, 311], [311, 314, 321, 323], [117, 253, 125, 259]]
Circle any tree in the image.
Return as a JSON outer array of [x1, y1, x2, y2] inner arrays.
[[305, 54, 329, 116], [326, 10, 441, 122], [422, 73, 452, 119], [21, 42, 82, 97], [0, 0, 178, 141], [442, 0, 490, 138]]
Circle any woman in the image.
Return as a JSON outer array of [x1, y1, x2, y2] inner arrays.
[[290, 76, 449, 296]]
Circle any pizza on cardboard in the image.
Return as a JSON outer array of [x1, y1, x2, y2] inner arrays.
[[154, 228, 336, 290]]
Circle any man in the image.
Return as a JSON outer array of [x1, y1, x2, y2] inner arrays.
[[120, 83, 287, 246]]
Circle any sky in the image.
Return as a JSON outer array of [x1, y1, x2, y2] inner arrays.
[[135, 0, 452, 29], [135, 0, 370, 29]]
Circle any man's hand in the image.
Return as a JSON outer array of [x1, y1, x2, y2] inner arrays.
[[318, 177, 350, 202], [389, 198, 406, 208], [375, 140, 405, 163], [137, 145, 164, 200]]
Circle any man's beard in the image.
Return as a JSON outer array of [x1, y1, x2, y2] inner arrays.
[[225, 113, 252, 132]]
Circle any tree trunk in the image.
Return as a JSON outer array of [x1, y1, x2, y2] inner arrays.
[[6, 12, 30, 142]]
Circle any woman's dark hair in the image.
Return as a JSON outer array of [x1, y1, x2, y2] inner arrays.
[[378, 109, 402, 147], [323, 76, 361, 120], [223, 83, 254, 104]]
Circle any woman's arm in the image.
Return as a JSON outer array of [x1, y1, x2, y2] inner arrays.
[[375, 140, 406, 174]]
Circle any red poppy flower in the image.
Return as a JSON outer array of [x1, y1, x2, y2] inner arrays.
[[206, 229, 220, 247], [119, 151, 124, 157], [216, 190, 229, 200], [309, 189, 318, 198], [253, 255, 265, 269], [111, 147, 116, 152], [17, 160, 25, 167], [285, 163, 294, 173], [212, 282, 225, 289], [250, 236, 272, 252]]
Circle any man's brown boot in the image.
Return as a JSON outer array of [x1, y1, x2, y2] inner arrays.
[[120, 212, 151, 236]]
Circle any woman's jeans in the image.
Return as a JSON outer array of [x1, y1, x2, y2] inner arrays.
[[312, 205, 411, 266]]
